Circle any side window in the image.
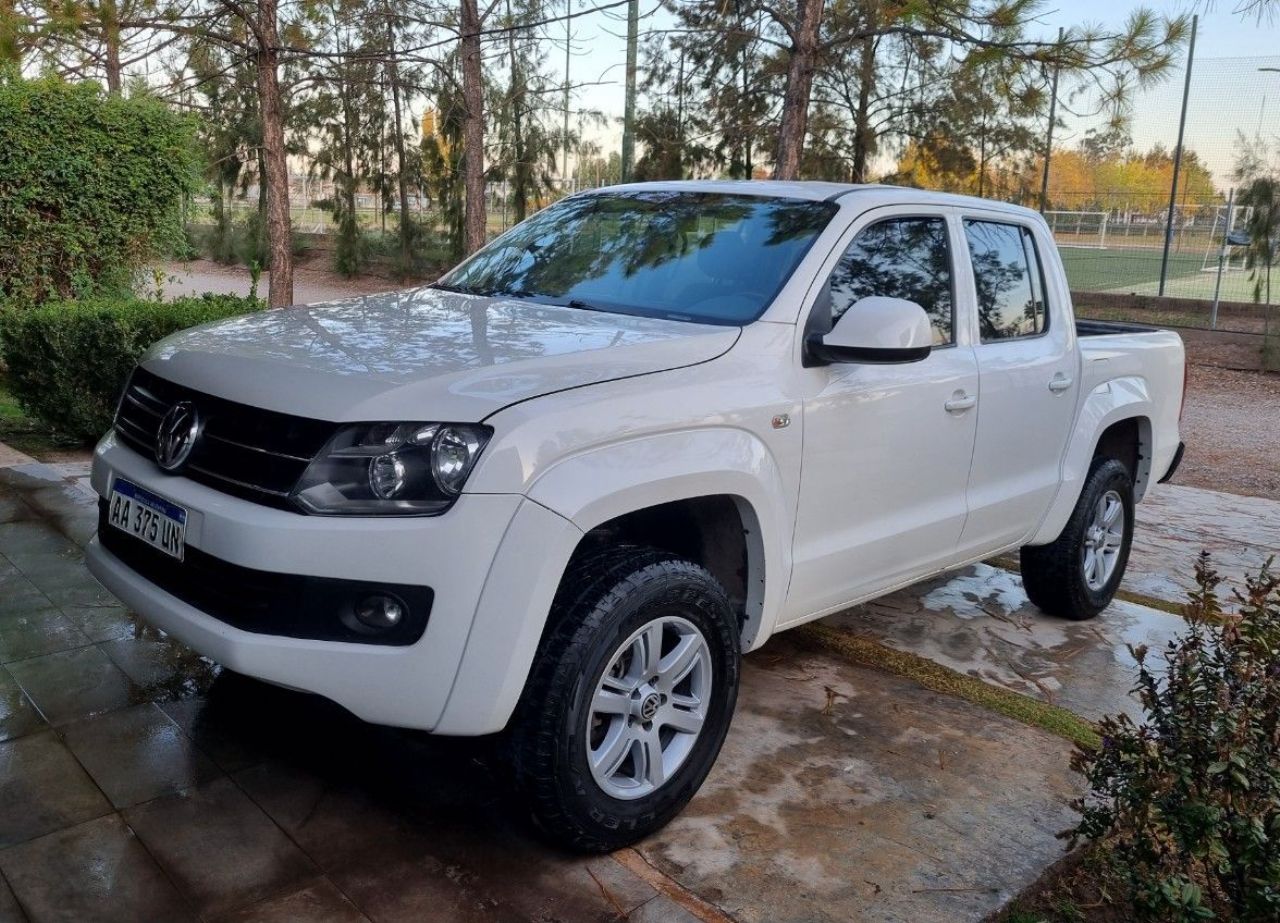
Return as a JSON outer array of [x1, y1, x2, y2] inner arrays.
[[964, 220, 1049, 342], [827, 217, 954, 346]]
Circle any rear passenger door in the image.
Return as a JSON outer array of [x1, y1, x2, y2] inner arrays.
[[957, 216, 1078, 555]]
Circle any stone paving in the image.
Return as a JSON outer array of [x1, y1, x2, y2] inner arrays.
[[831, 483, 1280, 724], [0, 455, 1274, 922], [1130, 484, 1280, 604]]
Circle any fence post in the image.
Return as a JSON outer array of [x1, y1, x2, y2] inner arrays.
[[1211, 186, 1235, 330], [1159, 13, 1197, 297]]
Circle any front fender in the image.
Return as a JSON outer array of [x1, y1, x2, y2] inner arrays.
[[434, 428, 792, 736], [527, 427, 792, 644], [1028, 375, 1153, 546]]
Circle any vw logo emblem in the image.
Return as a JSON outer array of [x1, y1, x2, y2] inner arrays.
[[155, 401, 200, 472]]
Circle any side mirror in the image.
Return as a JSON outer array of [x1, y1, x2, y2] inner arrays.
[[806, 296, 933, 365]]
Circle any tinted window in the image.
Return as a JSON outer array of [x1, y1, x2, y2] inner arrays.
[[436, 191, 837, 325], [964, 221, 1048, 341], [826, 217, 953, 346]]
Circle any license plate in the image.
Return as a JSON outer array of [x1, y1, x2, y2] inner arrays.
[[107, 478, 188, 560]]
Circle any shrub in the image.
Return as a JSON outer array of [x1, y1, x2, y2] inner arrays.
[[0, 294, 261, 442], [0, 75, 200, 303], [1070, 554, 1280, 921]]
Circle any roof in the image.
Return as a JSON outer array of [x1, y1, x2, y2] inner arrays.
[[586, 179, 1042, 218]]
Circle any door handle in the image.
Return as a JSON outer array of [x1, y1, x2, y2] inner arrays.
[[1048, 374, 1074, 393], [944, 392, 976, 413]]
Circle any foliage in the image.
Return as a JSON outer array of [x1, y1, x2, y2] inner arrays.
[[0, 74, 199, 303], [1023, 145, 1219, 213], [642, 0, 1185, 183], [0, 293, 261, 442], [1233, 134, 1280, 369], [1070, 554, 1280, 921]]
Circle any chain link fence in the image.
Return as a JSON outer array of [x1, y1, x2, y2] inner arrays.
[[1040, 51, 1280, 337]]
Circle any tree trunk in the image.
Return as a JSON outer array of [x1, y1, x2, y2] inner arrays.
[[384, 16, 412, 269], [1, 0, 20, 65], [851, 35, 875, 182], [460, 0, 486, 254], [256, 0, 294, 307], [742, 38, 752, 178], [772, 0, 823, 180], [102, 0, 122, 94], [506, 1, 527, 222]]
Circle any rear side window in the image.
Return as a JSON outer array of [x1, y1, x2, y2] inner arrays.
[[826, 217, 954, 346], [964, 220, 1048, 342]]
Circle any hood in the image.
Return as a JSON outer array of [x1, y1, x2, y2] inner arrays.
[[142, 288, 740, 422]]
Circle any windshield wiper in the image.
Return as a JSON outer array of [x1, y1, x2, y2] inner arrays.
[[564, 298, 609, 313], [435, 285, 619, 316]]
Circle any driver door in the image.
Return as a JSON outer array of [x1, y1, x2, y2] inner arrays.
[[783, 209, 980, 624]]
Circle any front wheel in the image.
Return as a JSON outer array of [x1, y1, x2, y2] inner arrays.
[[1020, 457, 1135, 621], [507, 546, 740, 853]]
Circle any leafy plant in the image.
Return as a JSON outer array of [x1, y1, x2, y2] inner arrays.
[[1070, 554, 1280, 921], [0, 75, 200, 304], [0, 294, 261, 442]]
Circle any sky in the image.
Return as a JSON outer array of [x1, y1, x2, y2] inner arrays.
[[558, 0, 1280, 187]]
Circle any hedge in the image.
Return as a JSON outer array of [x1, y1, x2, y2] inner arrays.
[[0, 74, 200, 303], [0, 294, 262, 443]]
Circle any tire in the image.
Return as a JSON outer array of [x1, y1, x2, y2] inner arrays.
[[506, 544, 741, 853], [1020, 457, 1135, 621]]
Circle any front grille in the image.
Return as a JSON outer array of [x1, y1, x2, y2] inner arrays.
[[99, 502, 432, 645], [115, 367, 336, 510]]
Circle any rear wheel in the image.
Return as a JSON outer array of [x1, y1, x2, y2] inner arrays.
[[507, 546, 740, 853], [1020, 457, 1135, 621]]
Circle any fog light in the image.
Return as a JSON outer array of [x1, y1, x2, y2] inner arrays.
[[353, 594, 405, 631]]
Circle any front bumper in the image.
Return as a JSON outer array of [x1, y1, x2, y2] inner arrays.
[[87, 434, 525, 731]]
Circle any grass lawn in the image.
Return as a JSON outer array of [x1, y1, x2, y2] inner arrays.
[[0, 372, 83, 460], [1060, 243, 1271, 302]]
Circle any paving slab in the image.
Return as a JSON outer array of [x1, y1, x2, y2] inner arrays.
[[0, 732, 111, 848], [123, 777, 320, 919], [828, 563, 1184, 722], [637, 635, 1080, 923], [212, 878, 369, 923], [0, 872, 23, 923], [0, 814, 194, 923], [60, 703, 221, 809], [0, 461, 97, 551], [1131, 483, 1280, 604]]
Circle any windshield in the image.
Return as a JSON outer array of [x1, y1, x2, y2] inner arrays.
[[436, 191, 837, 325]]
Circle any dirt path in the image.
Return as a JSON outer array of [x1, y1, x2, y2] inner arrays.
[[1177, 363, 1280, 501], [153, 257, 414, 305]]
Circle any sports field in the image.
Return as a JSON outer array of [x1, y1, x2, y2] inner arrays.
[[1059, 244, 1267, 302]]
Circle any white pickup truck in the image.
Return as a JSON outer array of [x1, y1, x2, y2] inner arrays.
[[87, 181, 1185, 851]]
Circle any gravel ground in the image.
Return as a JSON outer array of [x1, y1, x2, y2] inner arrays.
[[1176, 362, 1280, 501]]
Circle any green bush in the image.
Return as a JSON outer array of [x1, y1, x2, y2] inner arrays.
[[1070, 554, 1280, 921], [0, 74, 200, 303], [0, 294, 261, 442]]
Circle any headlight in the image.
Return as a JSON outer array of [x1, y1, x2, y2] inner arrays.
[[290, 422, 492, 516]]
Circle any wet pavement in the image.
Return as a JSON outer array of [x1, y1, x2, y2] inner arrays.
[[636, 637, 1079, 923], [0, 455, 1274, 922], [829, 563, 1181, 722], [1130, 484, 1280, 604], [828, 483, 1280, 723]]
